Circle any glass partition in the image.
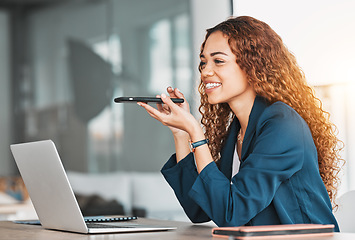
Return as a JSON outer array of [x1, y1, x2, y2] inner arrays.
[[26, 0, 192, 173]]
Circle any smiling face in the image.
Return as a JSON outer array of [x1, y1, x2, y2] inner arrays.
[[200, 31, 255, 106]]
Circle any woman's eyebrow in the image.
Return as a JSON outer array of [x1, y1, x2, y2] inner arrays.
[[210, 51, 228, 57], [200, 52, 228, 58]]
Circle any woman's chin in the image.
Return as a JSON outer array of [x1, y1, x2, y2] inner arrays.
[[207, 98, 219, 105]]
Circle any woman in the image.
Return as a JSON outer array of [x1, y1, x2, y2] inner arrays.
[[138, 16, 342, 231]]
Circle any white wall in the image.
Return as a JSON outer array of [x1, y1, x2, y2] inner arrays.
[[233, 0, 355, 86], [0, 10, 13, 176]]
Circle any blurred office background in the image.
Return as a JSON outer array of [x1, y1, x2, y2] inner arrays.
[[0, 0, 354, 220], [0, 0, 231, 175], [0, 0, 231, 220]]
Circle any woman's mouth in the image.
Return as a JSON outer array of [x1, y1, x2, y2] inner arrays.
[[205, 82, 222, 90]]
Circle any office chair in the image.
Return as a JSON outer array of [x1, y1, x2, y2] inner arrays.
[[334, 190, 355, 232]]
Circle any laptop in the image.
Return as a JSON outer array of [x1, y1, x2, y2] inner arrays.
[[10, 140, 176, 234]]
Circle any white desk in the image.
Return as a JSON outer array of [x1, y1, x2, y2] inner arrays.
[[1, 218, 355, 240]]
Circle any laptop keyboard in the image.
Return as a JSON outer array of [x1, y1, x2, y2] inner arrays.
[[84, 216, 137, 223], [85, 216, 138, 229]]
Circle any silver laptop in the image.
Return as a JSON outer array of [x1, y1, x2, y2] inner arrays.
[[10, 140, 176, 234]]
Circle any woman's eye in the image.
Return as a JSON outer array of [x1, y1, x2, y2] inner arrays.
[[214, 59, 224, 64], [199, 61, 206, 68]]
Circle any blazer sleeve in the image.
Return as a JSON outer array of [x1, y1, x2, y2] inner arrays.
[[161, 153, 211, 223], [188, 104, 306, 227]]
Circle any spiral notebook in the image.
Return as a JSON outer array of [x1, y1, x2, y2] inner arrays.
[[10, 140, 176, 234]]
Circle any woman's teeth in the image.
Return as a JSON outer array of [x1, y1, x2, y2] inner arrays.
[[206, 83, 221, 89]]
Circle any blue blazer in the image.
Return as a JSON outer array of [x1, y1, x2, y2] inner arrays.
[[161, 96, 339, 231]]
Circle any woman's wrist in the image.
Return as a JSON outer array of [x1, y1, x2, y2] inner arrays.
[[173, 131, 191, 163], [173, 131, 190, 141], [188, 123, 206, 143]]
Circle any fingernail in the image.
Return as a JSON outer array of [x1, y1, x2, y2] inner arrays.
[[137, 102, 142, 106], [161, 93, 166, 98], [176, 88, 181, 93]]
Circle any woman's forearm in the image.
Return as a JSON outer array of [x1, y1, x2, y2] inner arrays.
[[189, 127, 214, 173], [173, 132, 191, 163]]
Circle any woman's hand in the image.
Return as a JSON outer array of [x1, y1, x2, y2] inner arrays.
[[137, 87, 198, 137], [138, 87, 212, 169], [158, 87, 191, 136]]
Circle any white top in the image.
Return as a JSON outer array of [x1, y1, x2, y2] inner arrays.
[[232, 143, 240, 178]]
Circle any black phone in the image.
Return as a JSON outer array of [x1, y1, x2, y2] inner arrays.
[[114, 97, 184, 104]]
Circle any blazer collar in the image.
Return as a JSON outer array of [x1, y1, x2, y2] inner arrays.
[[218, 95, 270, 179], [241, 95, 270, 159], [219, 117, 239, 179]]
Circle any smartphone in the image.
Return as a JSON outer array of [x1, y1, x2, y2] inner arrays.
[[114, 97, 184, 104]]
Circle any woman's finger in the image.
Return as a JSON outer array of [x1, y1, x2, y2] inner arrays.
[[160, 93, 179, 112], [167, 86, 175, 97], [155, 94, 171, 113], [174, 88, 184, 98], [155, 95, 164, 112], [138, 102, 160, 117], [138, 102, 172, 123], [167, 87, 186, 107], [146, 110, 160, 121], [163, 106, 170, 113], [138, 102, 175, 127], [173, 88, 189, 111]]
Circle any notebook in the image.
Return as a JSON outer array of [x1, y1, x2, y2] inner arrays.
[[10, 140, 176, 234], [212, 224, 334, 239]]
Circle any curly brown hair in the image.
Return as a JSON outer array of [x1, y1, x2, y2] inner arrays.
[[198, 16, 344, 206]]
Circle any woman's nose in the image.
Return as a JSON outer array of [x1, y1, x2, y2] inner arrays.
[[201, 65, 214, 77]]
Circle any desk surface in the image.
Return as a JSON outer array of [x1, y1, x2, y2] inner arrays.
[[1, 218, 355, 240]]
